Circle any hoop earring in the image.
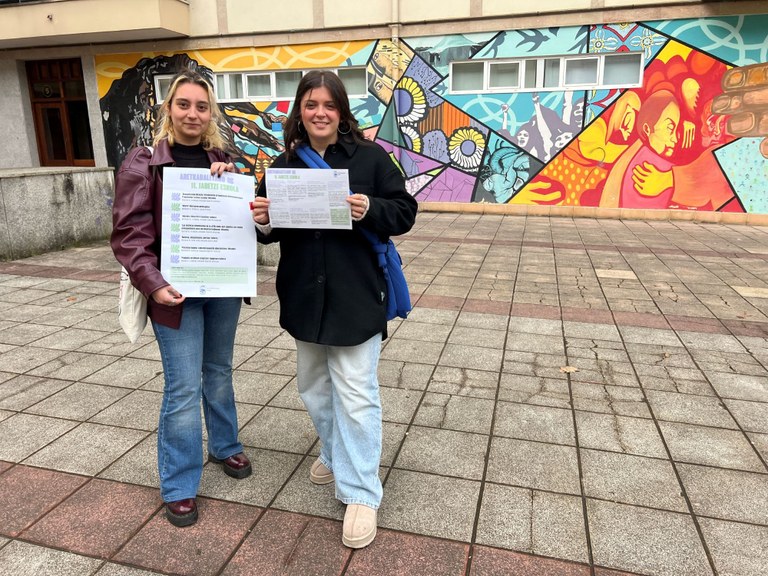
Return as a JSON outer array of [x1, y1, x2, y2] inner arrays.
[[297, 122, 305, 134], [338, 122, 351, 135]]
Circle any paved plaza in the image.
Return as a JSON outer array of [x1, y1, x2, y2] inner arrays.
[[0, 212, 767, 575]]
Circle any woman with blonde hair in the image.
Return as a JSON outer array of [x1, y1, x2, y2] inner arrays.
[[111, 69, 251, 527]]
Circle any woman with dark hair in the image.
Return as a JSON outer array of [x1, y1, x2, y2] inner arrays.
[[250, 70, 417, 548], [111, 69, 251, 528]]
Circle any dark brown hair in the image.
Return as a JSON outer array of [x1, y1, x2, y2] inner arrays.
[[283, 70, 365, 158]]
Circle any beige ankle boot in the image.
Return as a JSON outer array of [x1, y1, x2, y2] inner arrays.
[[309, 458, 334, 485], [342, 504, 377, 548]]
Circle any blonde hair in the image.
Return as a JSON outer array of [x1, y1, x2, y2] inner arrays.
[[153, 70, 225, 150]]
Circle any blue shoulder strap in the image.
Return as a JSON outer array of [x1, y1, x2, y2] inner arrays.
[[295, 144, 381, 248], [294, 144, 410, 320]]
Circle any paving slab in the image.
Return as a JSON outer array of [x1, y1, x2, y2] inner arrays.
[[0, 413, 77, 462], [428, 366, 499, 399], [198, 448, 301, 507], [0, 541, 102, 576], [238, 406, 316, 453], [698, 517, 768, 576], [494, 401, 576, 445], [114, 498, 261, 576], [476, 483, 588, 563], [0, 375, 72, 411], [412, 392, 495, 434], [498, 373, 570, 408], [379, 469, 480, 541], [0, 465, 88, 537], [24, 423, 148, 475], [659, 420, 765, 472], [25, 381, 130, 421], [469, 544, 591, 576], [222, 509, 350, 576], [678, 463, 768, 525], [346, 529, 469, 576], [575, 412, 665, 459], [580, 449, 687, 512], [395, 426, 488, 479], [486, 436, 580, 494], [22, 479, 159, 558], [587, 500, 712, 576]]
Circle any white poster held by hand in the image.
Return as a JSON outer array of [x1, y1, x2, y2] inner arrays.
[[161, 167, 257, 297], [265, 167, 352, 229]]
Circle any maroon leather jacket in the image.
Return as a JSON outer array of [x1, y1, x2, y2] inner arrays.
[[111, 139, 233, 328]]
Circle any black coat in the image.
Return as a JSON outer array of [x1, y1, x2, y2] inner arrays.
[[257, 137, 418, 346]]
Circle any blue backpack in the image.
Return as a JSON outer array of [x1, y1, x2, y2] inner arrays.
[[295, 144, 412, 321]]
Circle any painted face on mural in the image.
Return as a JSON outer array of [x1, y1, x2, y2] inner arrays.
[[481, 147, 530, 204], [701, 101, 727, 147], [300, 86, 340, 149], [645, 102, 680, 157], [619, 106, 638, 142], [554, 131, 573, 150], [517, 129, 529, 148], [169, 82, 212, 146], [573, 99, 584, 120]]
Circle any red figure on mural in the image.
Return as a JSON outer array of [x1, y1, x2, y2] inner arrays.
[[599, 50, 737, 211]]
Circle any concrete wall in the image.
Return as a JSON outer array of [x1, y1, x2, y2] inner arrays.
[[214, 0, 710, 33], [0, 168, 114, 260], [0, 60, 38, 169]]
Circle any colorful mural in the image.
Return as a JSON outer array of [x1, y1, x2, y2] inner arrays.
[[96, 13, 768, 213]]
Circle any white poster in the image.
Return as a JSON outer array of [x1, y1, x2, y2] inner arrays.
[[266, 167, 352, 229], [161, 167, 257, 297]]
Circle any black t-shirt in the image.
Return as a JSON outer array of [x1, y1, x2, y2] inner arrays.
[[170, 142, 210, 169]]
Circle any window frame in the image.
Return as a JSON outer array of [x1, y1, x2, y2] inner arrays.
[[562, 55, 600, 88], [153, 74, 175, 104], [449, 51, 644, 94], [214, 67, 369, 103], [601, 52, 644, 89]]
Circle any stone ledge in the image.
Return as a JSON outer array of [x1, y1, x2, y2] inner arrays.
[[417, 202, 759, 225]]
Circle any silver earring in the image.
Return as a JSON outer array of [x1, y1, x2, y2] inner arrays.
[[297, 122, 305, 134], [338, 122, 351, 135]]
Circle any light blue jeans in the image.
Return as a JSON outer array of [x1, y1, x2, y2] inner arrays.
[[152, 297, 243, 503], [296, 333, 383, 509]]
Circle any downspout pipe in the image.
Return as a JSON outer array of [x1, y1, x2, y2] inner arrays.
[[389, 0, 402, 147]]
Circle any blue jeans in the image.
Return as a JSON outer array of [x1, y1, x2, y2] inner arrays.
[[152, 297, 243, 503], [296, 333, 383, 509]]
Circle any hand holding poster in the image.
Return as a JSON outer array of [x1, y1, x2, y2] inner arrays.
[[161, 167, 257, 297]]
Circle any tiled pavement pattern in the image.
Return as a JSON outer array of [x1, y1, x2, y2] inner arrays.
[[0, 212, 767, 576]]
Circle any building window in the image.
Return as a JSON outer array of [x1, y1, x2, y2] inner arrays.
[[451, 61, 484, 91], [154, 75, 174, 102], [338, 68, 368, 96], [543, 58, 561, 88], [210, 67, 368, 103], [275, 71, 302, 99], [26, 58, 94, 167], [450, 52, 643, 93], [246, 74, 271, 98], [603, 52, 643, 86], [155, 68, 368, 104], [564, 57, 599, 87], [489, 62, 520, 89]]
